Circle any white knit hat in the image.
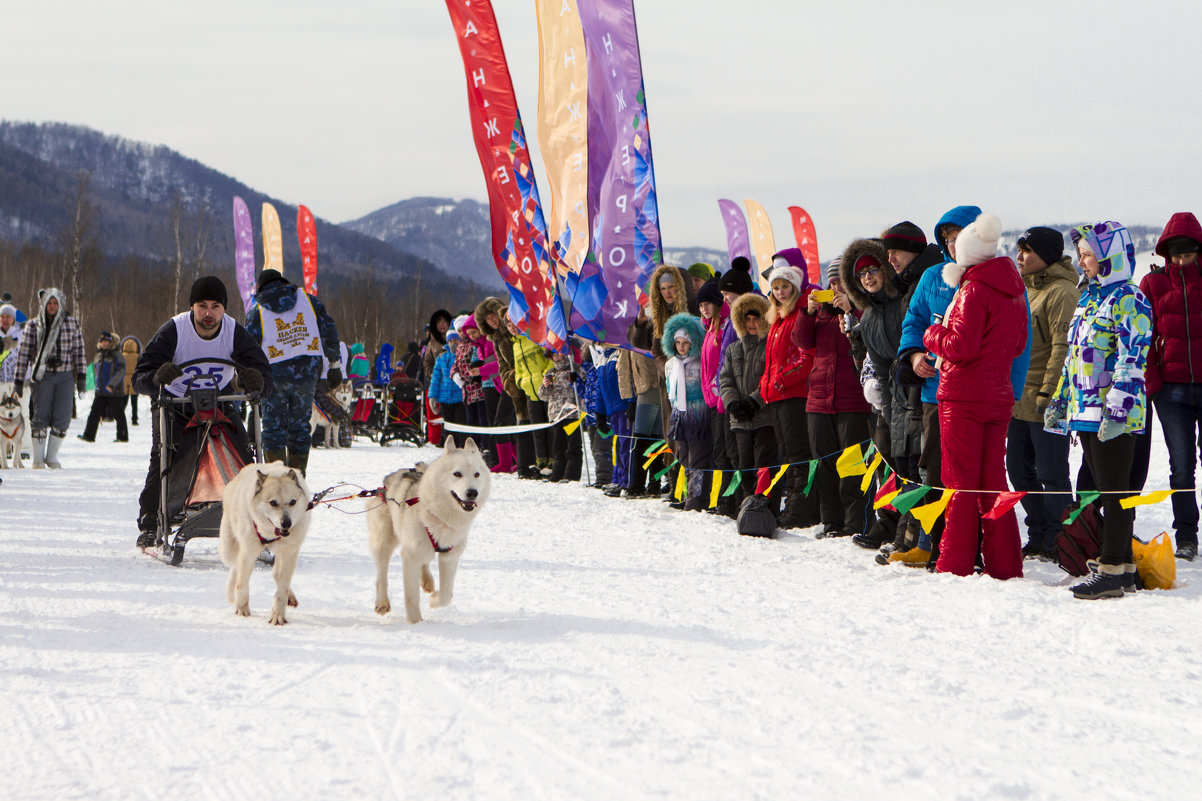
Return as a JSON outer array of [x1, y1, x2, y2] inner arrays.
[[0, 304, 15, 318], [954, 212, 1002, 268], [768, 256, 803, 293]]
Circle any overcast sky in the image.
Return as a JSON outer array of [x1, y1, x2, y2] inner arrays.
[[3, 1, 1198, 264]]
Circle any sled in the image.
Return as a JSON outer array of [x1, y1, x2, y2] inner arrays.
[[378, 375, 426, 447], [148, 359, 263, 566]]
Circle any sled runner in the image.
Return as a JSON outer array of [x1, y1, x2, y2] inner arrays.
[[149, 359, 263, 566]]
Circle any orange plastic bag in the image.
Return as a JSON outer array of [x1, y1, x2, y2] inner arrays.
[[1131, 532, 1176, 590]]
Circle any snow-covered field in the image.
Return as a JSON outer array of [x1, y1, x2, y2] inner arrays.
[[2, 403, 1199, 801]]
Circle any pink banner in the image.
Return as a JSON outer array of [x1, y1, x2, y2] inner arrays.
[[298, 205, 318, 295], [232, 196, 256, 315]]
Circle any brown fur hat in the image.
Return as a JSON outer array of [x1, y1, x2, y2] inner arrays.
[[730, 292, 770, 339], [839, 238, 896, 312]]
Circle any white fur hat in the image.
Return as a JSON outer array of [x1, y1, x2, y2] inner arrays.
[[0, 304, 15, 318], [954, 212, 1002, 268], [768, 256, 803, 293]]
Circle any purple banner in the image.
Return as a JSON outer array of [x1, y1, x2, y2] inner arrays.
[[718, 198, 751, 264], [566, 0, 660, 346], [232, 196, 256, 315]]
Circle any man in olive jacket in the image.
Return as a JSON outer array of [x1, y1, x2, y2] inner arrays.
[[1006, 227, 1080, 559]]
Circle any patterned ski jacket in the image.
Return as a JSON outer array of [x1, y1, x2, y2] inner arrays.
[[1049, 222, 1152, 434]]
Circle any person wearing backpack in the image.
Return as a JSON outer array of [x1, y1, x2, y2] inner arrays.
[[1045, 222, 1152, 599]]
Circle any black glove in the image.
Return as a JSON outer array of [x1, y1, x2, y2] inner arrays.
[[624, 402, 637, 423], [236, 366, 264, 394], [13, 380, 23, 398], [327, 368, 343, 387], [154, 362, 183, 386], [894, 357, 923, 387], [730, 399, 752, 421], [76, 374, 87, 395]]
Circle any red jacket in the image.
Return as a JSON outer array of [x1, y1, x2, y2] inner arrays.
[[759, 299, 814, 404], [923, 256, 1028, 405], [792, 304, 870, 414], [1140, 212, 1202, 394]]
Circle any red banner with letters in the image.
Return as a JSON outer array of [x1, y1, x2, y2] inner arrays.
[[444, 0, 568, 351], [298, 205, 318, 295]]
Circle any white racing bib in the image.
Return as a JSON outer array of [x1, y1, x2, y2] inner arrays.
[[259, 289, 322, 364], [165, 312, 237, 397]]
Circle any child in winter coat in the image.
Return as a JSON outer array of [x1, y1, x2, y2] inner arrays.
[[451, 316, 487, 437], [539, 348, 583, 482], [428, 329, 465, 428], [719, 293, 773, 513], [662, 313, 711, 511]]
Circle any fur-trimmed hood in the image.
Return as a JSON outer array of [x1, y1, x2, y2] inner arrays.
[[839, 239, 896, 311], [730, 293, 770, 339], [648, 264, 698, 339], [473, 297, 509, 341], [659, 313, 705, 360]]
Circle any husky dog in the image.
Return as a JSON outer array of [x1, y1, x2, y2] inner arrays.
[[0, 392, 25, 469], [219, 461, 312, 625], [367, 436, 491, 623], [311, 381, 354, 448]]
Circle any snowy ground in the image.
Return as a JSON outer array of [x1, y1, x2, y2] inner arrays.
[[1, 402, 1200, 801]]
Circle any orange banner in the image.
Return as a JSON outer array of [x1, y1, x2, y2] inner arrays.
[[744, 198, 776, 292], [261, 202, 284, 275]]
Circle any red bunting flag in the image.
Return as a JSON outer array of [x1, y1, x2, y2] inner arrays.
[[983, 491, 1026, 520]]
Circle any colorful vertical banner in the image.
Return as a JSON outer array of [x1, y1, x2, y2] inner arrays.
[[744, 198, 777, 292], [298, 205, 318, 295], [788, 206, 820, 287], [261, 202, 284, 275], [535, 0, 589, 276], [445, 0, 569, 351], [232, 196, 256, 315], [566, 0, 662, 345], [718, 198, 751, 265]]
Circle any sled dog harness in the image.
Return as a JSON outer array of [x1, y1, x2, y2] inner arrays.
[[254, 523, 288, 544], [304, 479, 454, 552]]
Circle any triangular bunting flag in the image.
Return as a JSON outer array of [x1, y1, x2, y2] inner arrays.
[[983, 491, 1026, 520], [1064, 491, 1101, 524], [803, 461, 819, 496], [722, 471, 742, 497], [708, 470, 722, 508], [674, 464, 688, 501], [911, 488, 954, 534], [891, 485, 932, 515], [563, 413, 585, 435], [835, 444, 868, 477], [859, 452, 882, 494], [763, 464, 790, 495], [1119, 489, 1174, 509], [643, 439, 666, 458]]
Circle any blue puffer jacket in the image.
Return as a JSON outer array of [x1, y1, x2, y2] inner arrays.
[[898, 205, 980, 403], [428, 348, 463, 404]]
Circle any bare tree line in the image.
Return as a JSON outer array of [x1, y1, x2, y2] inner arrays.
[[0, 175, 473, 366]]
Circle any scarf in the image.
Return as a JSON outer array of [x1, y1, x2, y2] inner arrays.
[[31, 289, 67, 382]]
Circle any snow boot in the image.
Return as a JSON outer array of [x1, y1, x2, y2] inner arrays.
[[877, 546, 931, 567], [286, 451, 309, 476], [1069, 562, 1126, 600], [31, 432, 47, 469], [491, 442, 515, 474], [44, 432, 65, 469], [263, 448, 287, 465]]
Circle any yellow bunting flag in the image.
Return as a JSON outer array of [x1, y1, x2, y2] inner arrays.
[[708, 470, 722, 508], [764, 463, 790, 495], [674, 465, 687, 500], [836, 444, 868, 477], [859, 452, 882, 493], [563, 413, 585, 435], [1120, 490, 1174, 509], [911, 488, 954, 535], [611, 434, 618, 466]]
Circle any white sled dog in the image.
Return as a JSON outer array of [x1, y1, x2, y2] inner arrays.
[[219, 461, 312, 625], [367, 436, 491, 623], [0, 392, 25, 469], [310, 381, 353, 448]]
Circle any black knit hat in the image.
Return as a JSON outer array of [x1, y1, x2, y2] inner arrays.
[[1165, 236, 1202, 256], [1016, 227, 1065, 267], [189, 275, 228, 307], [882, 221, 927, 254], [718, 256, 755, 295], [256, 268, 288, 292], [697, 277, 723, 306]]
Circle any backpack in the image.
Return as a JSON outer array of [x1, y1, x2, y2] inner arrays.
[[1055, 501, 1102, 576], [737, 494, 778, 538]]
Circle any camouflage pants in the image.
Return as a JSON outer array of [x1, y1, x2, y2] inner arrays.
[[261, 372, 318, 455]]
